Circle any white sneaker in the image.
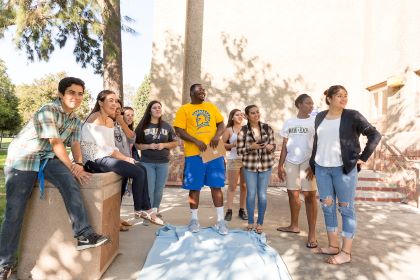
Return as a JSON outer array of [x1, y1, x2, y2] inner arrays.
[[215, 220, 229, 235], [188, 219, 200, 233]]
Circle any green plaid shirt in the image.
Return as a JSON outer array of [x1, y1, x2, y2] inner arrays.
[[6, 99, 82, 171]]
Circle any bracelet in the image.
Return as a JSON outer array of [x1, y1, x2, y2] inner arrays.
[[75, 162, 84, 166]]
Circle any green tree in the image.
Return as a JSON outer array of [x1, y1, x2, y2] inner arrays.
[[134, 74, 150, 123], [16, 72, 91, 125], [0, 59, 21, 139], [0, 0, 133, 102]]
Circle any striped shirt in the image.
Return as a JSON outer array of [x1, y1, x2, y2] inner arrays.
[[6, 99, 81, 171], [237, 122, 276, 172]]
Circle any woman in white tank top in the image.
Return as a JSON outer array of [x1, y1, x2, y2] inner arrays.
[[222, 109, 248, 221]]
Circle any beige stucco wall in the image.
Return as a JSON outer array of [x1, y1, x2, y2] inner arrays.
[[151, 0, 420, 138], [150, 0, 187, 121]]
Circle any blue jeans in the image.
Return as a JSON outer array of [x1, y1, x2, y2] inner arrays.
[[0, 159, 94, 268], [315, 164, 358, 239], [243, 168, 272, 225], [141, 162, 169, 209], [85, 157, 151, 211]]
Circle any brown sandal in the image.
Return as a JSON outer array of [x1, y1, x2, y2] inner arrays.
[[312, 245, 339, 255], [119, 224, 129, 232], [325, 250, 352, 265], [120, 219, 132, 227], [255, 224, 263, 234], [246, 224, 254, 231]]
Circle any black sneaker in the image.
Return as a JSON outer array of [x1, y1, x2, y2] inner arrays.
[[0, 265, 12, 280], [76, 233, 110, 251], [224, 209, 233, 221], [239, 208, 248, 220]]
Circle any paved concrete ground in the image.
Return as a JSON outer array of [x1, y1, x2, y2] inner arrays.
[[102, 187, 420, 280]]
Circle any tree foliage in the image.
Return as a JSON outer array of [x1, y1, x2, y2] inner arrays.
[[133, 74, 150, 123], [2, 0, 104, 73], [0, 59, 21, 134], [16, 72, 91, 124]]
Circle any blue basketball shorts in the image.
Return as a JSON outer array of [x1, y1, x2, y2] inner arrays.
[[183, 155, 226, 190]]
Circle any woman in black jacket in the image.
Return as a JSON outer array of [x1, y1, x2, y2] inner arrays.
[[309, 85, 381, 264]]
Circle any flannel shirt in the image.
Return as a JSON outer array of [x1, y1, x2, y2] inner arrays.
[[6, 99, 81, 171], [237, 122, 276, 172]]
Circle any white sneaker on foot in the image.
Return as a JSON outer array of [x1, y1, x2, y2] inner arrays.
[[188, 219, 200, 233], [215, 220, 229, 235]]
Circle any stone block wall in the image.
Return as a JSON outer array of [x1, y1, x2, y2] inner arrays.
[[17, 172, 121, 280]]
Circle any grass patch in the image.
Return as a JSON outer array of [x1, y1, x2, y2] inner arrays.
[[0, 150, 6, 224]]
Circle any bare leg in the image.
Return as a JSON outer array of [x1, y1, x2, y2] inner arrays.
[[239, 169, 247, 209], [325, 237, 352, 264], [312, 226, 340, 255], [226, 169, 240, 209], [303, 190, 318, 244], [189, 190, 200, 209], [211, 188, 224, 207], [277, 190, 301, 232]]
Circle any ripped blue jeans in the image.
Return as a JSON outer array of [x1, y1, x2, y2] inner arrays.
[[315, 163, 357, 239]]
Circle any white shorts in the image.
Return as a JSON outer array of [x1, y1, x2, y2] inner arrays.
[[285, 160, 316, 191]]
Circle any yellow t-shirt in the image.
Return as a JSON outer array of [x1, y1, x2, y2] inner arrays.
[[173, 102, 224, 157]]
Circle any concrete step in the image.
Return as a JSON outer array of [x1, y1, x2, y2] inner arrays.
[[358, 169, 388, 180], [357, 180, 397, 189], [356, 169, 409, 202], [355, 190, 405, 202]]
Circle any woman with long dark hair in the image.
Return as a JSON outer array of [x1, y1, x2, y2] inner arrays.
[[222, 109, 247, 221], [310, 85, 381, 264], [237, 105, 276, 234], [80, 90, 164, 226], [135, 101, 178, 218]]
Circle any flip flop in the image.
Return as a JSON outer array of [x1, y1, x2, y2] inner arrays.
[[276, 227, 300, 234], [306, 240, 318, 248]]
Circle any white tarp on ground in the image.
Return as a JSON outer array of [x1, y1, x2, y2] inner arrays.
[[138, 225, 292, 280]]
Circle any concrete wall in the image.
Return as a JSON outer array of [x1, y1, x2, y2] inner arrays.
[[150, 0, 187, 122], [151, 0, 420, 148], [152, 0, 420, 153]]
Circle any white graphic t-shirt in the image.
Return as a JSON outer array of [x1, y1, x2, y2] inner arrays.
[[280, 116, 315, 164]]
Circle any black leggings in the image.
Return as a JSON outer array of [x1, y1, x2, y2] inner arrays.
[[85, 157, 151, 211]]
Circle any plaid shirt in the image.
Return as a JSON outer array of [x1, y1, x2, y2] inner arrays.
[[6, 99, 81, 171], [237, 122, 276, 172]]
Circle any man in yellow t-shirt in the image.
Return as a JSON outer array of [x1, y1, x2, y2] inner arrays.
[[173, 84, 228, 235]]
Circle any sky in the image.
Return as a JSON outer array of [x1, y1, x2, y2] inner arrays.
[[0, 0, 153, 106]]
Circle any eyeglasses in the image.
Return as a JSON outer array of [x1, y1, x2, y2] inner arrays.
[[65, 90, 84, 98]]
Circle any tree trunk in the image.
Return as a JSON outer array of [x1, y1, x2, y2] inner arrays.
[[101, 0, 124, 103]]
